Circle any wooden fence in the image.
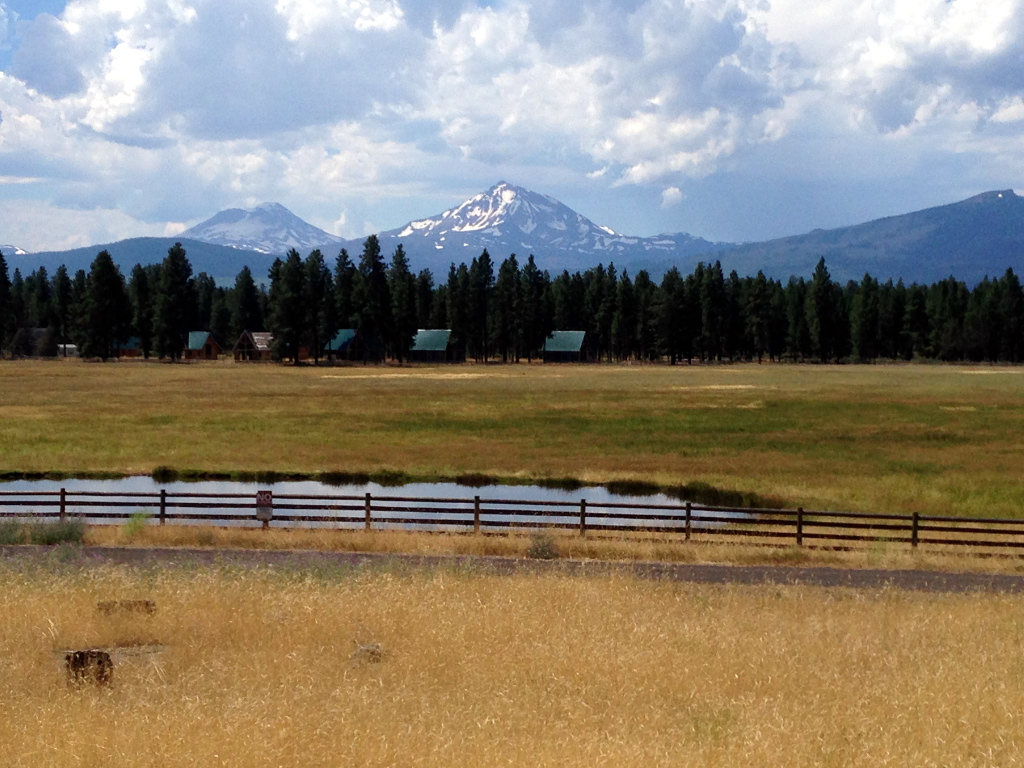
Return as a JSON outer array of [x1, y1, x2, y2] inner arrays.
[[2, 489, 1024, 554]]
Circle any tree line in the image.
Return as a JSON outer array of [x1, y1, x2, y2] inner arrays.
[[1, 239, 1023, 363]]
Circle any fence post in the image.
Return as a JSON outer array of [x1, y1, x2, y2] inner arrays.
[[579, 499, 587, 537], [685, 501, 691, 541], [911, 512, 919, 548], [59, 488, 66, 522], [159, 489, 166, 526], [365, 492, 372, 531], [474, 495, 481, 534], [796, 507, 804, 547]]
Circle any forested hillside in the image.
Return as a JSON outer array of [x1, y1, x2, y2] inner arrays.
[[1, 238, 1022, 364]]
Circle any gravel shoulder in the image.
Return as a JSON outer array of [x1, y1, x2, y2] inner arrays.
[[3, 544, 1024, 593]]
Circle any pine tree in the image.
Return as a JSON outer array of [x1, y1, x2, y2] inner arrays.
[[230, 265, 263, 338], [305, 249, 334, 364], [210, 289, 232, 348], [446, 263, 470, 358], [902, 284, 930, 359], [467, 250, 494, 360], [10, 268, 25, 331], [268, 249, 307, 364], [699, 262, 725, 361], [415, 269, 435, 330], [519, 256, 549, 361], [805, 258, 835, 362], [849, 274, 879, 361], [785, 277, 810, 360], [128, 264, 154, 358], [429, 282, 448, 329], [633, 270, 657, 361], [82, 251, 129, 360], [50, 266, 73, 356], [491, 254, 521, 362], [352, 235, 392, 361], [0, 251, 12, 355], [999, 268, 1024, 362], [27, 267, 53, 329], [388, 244, 417, 362], [611, 270, 636, 360], [745, 271, 770, 362], [193, 272, 218, 331], [334, 248, 356, 329], [767, 278, 788, 361], [658, 267, 685, 364], [153, 243, 194, 360], [69, 269, 87, 350]]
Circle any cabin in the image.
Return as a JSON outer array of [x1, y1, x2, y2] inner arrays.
[[325, 329, 357, 361], [10, 327, 52, 357], [116, 337, 142, 358], [184, 331, 222, 360], [233, 331, 274, 361], [543, 331, 587, 363], [331, 330, 384, 362], [408, 329, 462, 363]]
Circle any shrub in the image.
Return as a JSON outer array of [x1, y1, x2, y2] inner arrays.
[[152, 466, 179, 483], [526, 531, 560, 560], [0, 520, 26, 545], [26, 519, 85, 546], [122, 511, 151, 541]]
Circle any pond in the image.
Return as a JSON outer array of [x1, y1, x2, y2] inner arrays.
[[0, 477, 746, 533]]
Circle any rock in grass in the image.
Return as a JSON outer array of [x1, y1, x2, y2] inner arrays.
[[351, 642, 385, 664]]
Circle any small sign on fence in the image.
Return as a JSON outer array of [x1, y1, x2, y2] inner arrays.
[[256, 490, 273, 521]]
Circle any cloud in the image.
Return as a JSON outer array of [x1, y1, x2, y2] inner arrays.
[[0, 199, 161, 251], [661, 186, 683, 208], [9, 13, 84, 97], [1, 0, 1024, 250]]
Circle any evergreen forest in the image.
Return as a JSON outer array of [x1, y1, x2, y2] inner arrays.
[[1, 236, 1023, 364]]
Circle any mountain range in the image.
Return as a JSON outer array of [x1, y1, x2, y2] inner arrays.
[[10, 182, 1024, 285]]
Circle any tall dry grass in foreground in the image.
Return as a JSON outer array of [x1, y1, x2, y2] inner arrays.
[[2, 564, 1022, 766]]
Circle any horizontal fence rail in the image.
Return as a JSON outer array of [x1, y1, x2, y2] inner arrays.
[[2, 489, 1024, 554]]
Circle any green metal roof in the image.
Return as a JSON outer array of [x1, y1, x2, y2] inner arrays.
[[328, 328, 356, 351], [187, 331, 212, 351], [411, 329, 451, 352], [544, 331, 585, 353]]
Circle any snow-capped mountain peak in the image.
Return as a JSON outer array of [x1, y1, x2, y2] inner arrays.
[[182, 202, 342, 255], [0, 244, 28, 256], [388, 181, 625, 253]]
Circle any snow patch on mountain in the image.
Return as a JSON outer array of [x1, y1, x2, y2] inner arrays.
[[1, 244, 28, 255], [182, 202, 342, 255]]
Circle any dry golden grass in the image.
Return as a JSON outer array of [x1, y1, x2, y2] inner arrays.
[[2, 564, 1023, 766], [84, 522, 1024, 576], [2, 359, 1024, 517]]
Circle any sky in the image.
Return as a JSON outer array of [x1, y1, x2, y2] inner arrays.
[[0, 0, 1023, 253]]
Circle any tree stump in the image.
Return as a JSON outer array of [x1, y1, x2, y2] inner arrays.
[[65, 649, 114, 686]]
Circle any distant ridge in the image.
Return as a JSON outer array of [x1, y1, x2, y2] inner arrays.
[[711, 189, 1024, 284], [18, 238, 279, 283], [11, 185, 1024, 284]]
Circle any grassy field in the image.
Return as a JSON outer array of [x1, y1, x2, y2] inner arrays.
[[2, 563, 1022, 766], [1, 360, 1023, 517]]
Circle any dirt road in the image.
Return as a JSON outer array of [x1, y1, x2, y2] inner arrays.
[[3, 544, 1024, 593]]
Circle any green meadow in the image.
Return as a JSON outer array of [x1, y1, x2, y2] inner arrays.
[[1, 360, 1022, 517]]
